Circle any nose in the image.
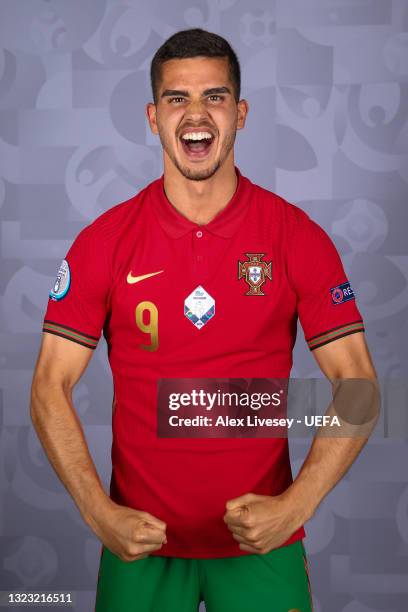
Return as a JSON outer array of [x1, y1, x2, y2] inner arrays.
[[184, 98, 209, 121]]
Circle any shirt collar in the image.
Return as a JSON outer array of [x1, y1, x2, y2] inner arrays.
[[149, 166, 251, 239]]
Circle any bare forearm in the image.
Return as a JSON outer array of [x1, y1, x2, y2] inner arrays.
[[30, 381, 113, 532], [286, 435, 368, 522], [286, 376, 380, 522]]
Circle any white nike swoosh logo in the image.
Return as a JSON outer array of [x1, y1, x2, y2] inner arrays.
[[127, 270, 164, 284]]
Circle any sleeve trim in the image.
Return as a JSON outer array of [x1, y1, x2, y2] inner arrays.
[[43, 321, 99, 349], [307, 321, 365, 351], [307, 319, 364, 342], [43, 319, 100, 340]]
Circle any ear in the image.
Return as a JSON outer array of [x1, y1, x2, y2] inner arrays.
[[146, 102, 159, 135], [236, 99, 249, 130]]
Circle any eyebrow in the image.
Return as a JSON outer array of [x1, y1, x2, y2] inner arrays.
[[161, 86, 232, 98]]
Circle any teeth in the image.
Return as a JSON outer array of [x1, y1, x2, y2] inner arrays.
[[181, 132, 213, 141]]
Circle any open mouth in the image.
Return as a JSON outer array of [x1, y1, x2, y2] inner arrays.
[[179, 131, 215, 160]]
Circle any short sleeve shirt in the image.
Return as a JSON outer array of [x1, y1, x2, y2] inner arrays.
[[42, 167, 364, 558]]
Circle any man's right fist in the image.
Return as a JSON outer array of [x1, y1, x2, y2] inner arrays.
[[93, 501, 167, 562]]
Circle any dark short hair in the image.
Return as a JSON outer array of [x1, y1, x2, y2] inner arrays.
[[150, 28, 241, 104]]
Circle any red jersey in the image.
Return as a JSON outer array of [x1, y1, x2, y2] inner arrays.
[[42, 167, 365, 558]]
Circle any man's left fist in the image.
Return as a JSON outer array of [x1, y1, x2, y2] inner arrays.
[[223, 492, 304, 554]]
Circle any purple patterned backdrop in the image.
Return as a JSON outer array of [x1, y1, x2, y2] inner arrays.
[[1, 1, 408, 610]]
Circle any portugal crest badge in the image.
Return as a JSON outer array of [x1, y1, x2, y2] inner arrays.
[[238, 253, 272, 296]]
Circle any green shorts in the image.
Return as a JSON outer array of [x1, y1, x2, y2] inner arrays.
[[95, 539, 313, 612]]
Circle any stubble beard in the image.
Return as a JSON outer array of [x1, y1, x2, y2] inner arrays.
[[159, 129, 237, 182]]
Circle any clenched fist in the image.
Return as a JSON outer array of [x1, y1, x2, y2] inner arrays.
[[93, 501, 167, 562], [223, 492, 305, 554]]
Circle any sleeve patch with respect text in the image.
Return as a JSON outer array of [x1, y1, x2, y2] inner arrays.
[[330, 281, 355, 305]]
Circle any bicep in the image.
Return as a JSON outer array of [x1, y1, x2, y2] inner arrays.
[[311, 331, 377, 380], [32, 331, 94, 392]]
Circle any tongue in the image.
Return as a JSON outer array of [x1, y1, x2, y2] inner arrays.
[[186, 140, 209, 152]]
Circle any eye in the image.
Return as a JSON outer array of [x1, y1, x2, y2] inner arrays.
[[169, 97, 185, 104], [208, 95, 223, 102]]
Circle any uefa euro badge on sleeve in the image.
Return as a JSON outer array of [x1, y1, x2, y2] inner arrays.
[[238, 253, 272, 295], [184, 285, 215, 329], [49, 259, 71, 301]]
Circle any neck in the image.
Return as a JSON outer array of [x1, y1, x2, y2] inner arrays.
[[162, 155, 238, 225]]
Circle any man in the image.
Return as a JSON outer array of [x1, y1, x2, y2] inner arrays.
[[31, 28, 378, 612]]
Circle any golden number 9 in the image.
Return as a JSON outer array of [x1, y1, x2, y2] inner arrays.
[[135, 301, 159, 351]]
